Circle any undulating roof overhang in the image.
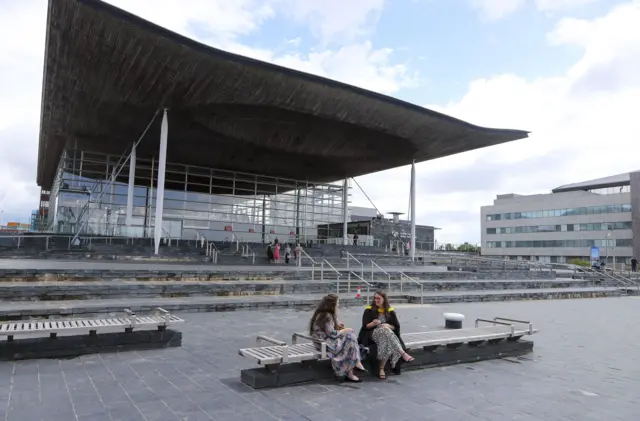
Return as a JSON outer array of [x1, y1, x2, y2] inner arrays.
[[38, 0, 529, 193]]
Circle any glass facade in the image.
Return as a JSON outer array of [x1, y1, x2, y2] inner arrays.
[[486, 221, 632, 234], [486, 204, 632, 221], [486, 239, 633, 248], [50, 149, 348, 242]]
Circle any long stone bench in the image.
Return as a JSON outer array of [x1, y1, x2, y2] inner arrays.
[[239, 317, 538, 388], [0, 307, 184, 360]]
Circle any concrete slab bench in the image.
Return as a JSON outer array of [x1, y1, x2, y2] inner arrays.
[[239, 316, 538, 388]]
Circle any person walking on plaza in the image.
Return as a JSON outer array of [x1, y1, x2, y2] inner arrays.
[[309, 294, 366, 382], [266, 243, 274, 264], [294, 242, 301, 261], [284, 243, 291, 264], [274, 242, 281, 264], [632, 257, 637, 272]]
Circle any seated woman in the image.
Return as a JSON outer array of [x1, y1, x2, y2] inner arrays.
[[309, 293, 366, 382], [358, 290, 414, 379]]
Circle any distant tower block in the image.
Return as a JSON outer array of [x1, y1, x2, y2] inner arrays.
[[387, 212, 404, 224]]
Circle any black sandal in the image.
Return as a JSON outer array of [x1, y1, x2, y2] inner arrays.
[[344, 376, 363, 383]]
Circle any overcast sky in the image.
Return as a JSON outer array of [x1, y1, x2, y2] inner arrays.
[[1, 0, 639, 244]]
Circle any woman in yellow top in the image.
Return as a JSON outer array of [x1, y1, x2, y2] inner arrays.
[[358, 290, 414, 379]]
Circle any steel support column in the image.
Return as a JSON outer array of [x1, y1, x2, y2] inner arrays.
[[343, 178, 349, 246], [125, 143, 136, 229], [153, 109, 168, 254], [410, 161, 416, 261]]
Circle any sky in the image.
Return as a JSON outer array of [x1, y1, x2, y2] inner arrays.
[[0, 0, 639, 245]]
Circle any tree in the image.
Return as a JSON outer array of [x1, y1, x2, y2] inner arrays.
[[456, 242, 478, 252]]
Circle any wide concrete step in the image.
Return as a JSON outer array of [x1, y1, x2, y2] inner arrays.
[[0, 261, 556, 282], [0, 278, 608, 302], [0, 287, 626, 318]]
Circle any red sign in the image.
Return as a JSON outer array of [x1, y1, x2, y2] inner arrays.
[[249, 228, 255, 233], [224, 226, 232, 231], [289, 231, 295, 236], [269, 230, 275, 234]]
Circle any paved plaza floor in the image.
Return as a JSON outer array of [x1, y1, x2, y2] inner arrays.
[[1, 297, 638, 420]]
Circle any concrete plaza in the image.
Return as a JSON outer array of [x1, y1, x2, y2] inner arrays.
[[0, 297, 638, 420]]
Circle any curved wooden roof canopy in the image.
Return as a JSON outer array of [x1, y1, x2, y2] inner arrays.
[[38, 0, 529, 193]]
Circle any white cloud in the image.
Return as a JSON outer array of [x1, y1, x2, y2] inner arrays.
[[0, 0, 47, 222], [470, 0, 527, 21], [274, 0, 386, 45], [535, 0, 600, 12], [471, 0, 602, 20], [105, 0, 275, 44], [350, 0, 640, 244]]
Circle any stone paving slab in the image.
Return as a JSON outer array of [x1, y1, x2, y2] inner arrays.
[[0, 287, 622, 318], [0, 298, 637, 420]]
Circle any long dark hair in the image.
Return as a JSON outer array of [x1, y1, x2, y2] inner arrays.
[[370, 290, 391, 316], [309, 293, 339, 334]]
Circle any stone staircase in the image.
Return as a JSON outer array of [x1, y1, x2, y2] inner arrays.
[[0, 264, 625, 319]]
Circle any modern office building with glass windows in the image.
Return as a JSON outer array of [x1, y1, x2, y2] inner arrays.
[[481, 171, 640, 265]]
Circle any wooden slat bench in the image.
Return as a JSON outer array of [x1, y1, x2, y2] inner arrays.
[[403, 317, 538, 350], [238, 334, 327, 366], [238, 316, 538, 368], [0, 307, 184, 342]]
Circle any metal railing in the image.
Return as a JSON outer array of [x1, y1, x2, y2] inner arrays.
[[297, 248, 317, 280], [241, 243, 256, 264], [194, 231, 218, 264], [345, 251, 364, 280], [400, 271, 424, 304], [320, 259, 341, 282], [346, 271, 373, 301], [371, 260, 391, 290], [162, 229, 172, 247]]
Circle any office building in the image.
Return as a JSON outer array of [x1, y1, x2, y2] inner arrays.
[[481, 171, 640, 265]]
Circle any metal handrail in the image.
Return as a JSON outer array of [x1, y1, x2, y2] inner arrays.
[[229, 232, 240, 252], [296, 248, 317, 280], [345, 251, 364, 280], [298, 248, 318, 265], [162, 228, 172, 247], [400, 271, 424, 304], [242, 243, 256, 264], [321, 259, 341, 282], [347, 271, 372, 300], [371, 260, 392, 291]]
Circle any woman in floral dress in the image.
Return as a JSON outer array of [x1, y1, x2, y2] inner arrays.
[[359, 290, 414, 379], [309, 294, 366, 382]]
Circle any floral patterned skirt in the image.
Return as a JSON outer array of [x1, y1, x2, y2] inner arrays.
[[326, 331, 361, 376]]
